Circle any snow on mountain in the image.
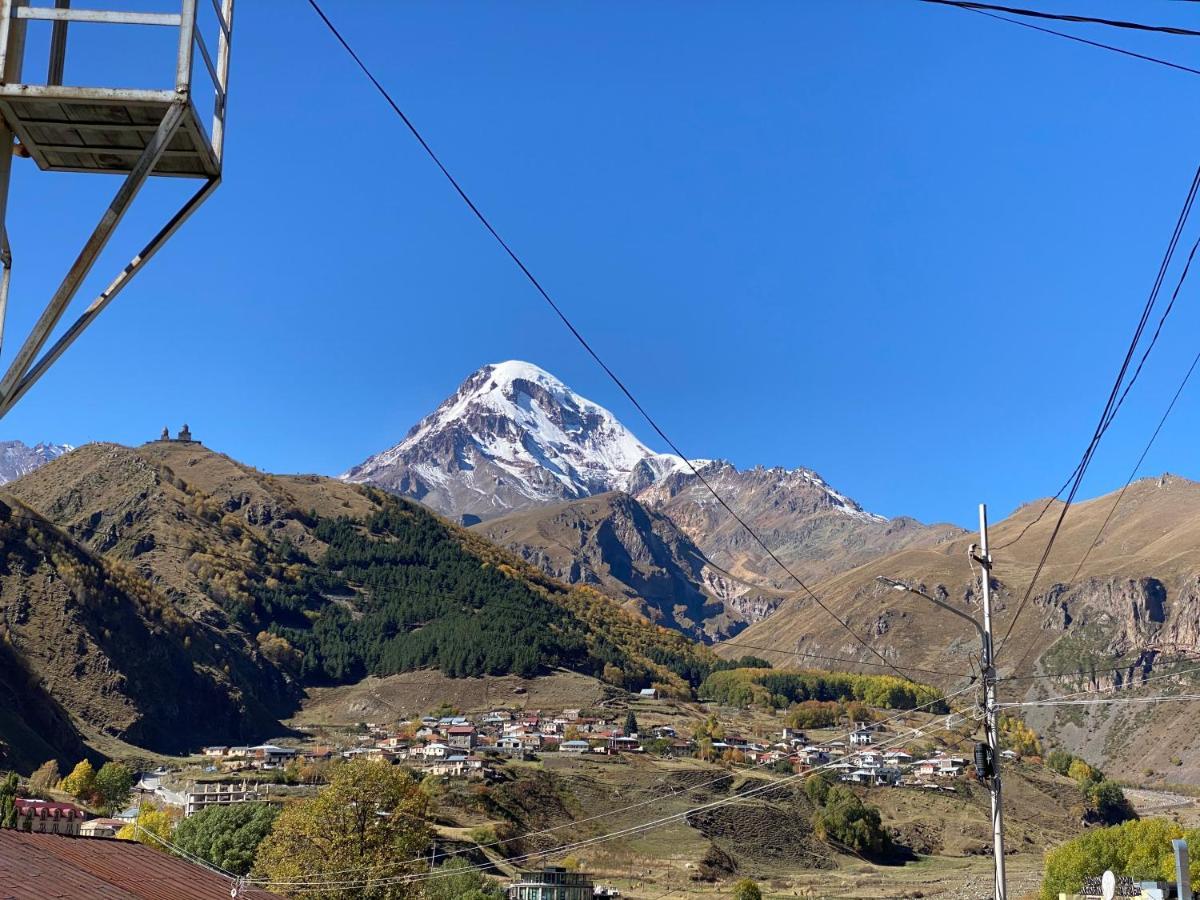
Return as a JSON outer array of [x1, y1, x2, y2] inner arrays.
[[341, 361, 696, 521], [340, 360, 888, 531], [0, 440, 74, 485]]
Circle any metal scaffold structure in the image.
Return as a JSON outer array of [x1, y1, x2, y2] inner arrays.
[[0, 0, 233, 419]]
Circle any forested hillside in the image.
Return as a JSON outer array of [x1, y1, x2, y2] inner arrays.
[[0, 441, 720, 764]]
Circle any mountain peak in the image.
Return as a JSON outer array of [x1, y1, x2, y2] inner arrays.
[[341, 361, 687, 522], [0, 439, 73, 485]]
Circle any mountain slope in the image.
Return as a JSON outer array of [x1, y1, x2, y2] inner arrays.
[[720, 474, 1200, 779], [635, 460, 964, 587], [1, 441, 719, 765], [476, 491, 787, 642]]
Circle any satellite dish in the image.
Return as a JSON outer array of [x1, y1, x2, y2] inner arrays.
[[1101, 869, 1116, 900]]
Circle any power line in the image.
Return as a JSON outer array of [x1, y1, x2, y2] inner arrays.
[[923, 1, 1200, 78], [917, 0, 1200, 37], [995, 164, 1200, 656], [302, 0, 913, 684]]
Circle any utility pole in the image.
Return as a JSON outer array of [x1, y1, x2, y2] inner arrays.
[[876, 500, 1008, 900], [971, 503, 1007, 900]]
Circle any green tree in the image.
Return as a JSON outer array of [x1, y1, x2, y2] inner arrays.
[[623, 710, 639, 737], [94, 762, 134, 813], [0, 773, 18, 828], [117, 803, 179, 849], [59, 759, 96, 802], [732, 878, 763, 900], [174, 803, 279, 875], [253, 759, 432, 900], [1086, 779, 1134, 825], [1046, 749, 1073, 775], [815, 786, 891, 857], [805, 771, 834, 807], [27, 760, 60, 796], [423, 858, 504, 900]]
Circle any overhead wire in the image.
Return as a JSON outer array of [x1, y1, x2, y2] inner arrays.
[[917, 0, 1200, 77], [994, 164, 1200, 657], [301, 0, 917, 684], [917, 0, 1200, 36]]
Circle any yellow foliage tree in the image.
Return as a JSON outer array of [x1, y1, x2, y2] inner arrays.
[[116, 804, 179, 850], [254, 758, 432, 899], [59, 759, 96, 802]]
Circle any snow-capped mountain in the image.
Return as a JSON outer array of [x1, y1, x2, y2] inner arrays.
[[0, 440, 73, 485], [341, 361, 693, 522], [343, 360, 961, 599]]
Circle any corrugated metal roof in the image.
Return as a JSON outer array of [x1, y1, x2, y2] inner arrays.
[[0, 830, 281, 899]]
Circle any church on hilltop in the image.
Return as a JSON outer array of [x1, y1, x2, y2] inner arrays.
[[155, 424, 199, 445]]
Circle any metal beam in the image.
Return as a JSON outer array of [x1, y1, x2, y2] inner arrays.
[[210, 0, 233, 160], [0, 100, 185, 406], [0, 175, 219, 417], [175, 0, 196, 92], [16, 8, 180, 26], [0, 0, 25, 359], [46, 0, 67, 85]]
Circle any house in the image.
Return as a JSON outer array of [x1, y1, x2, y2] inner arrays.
[[652, 725, 676, 739], [883, 750, 913, 765], [496, 736, 525, 754], [201, 746, 228, 758], [184, 781, 263, 817], [507, 865, 594, 900], [421, 743, 450, 759], [608, 736, 642, 753], [876, 766, 904, 786], [850, 729, 872, 746], [446, 725, 476, 750], [14, 800, 87, 836], [638, 688, 658, 699], [248, 744, 297, 768], [560, 740, 591, 754], [79, 818, 126, 838], [0, 829, 283, 899], [1000, 749, 1019, 761]]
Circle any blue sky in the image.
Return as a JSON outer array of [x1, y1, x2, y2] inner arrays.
[[4, 1, 1200, 527]]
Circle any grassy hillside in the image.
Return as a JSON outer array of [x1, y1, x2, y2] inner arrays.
[[719, 475, 1200, 780]]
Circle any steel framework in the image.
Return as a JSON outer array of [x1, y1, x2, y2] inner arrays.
[[0, 0, 232, 418]]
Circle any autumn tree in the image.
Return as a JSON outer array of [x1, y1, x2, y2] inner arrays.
[[27, 761, 60, 796], [59, 760, 96, 802], [254, 758, 432, 900], [117, 803, 179, 849], [174, 803, 279, 875]]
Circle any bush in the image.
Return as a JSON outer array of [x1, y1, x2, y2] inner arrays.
[[732, 879, 762, 900], [1046, 749, 1073, 775], [815, 785, 891, 858]]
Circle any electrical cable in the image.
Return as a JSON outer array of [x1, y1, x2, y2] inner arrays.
[[917, 0, 1200, 36], [924, 1, 1200, 77], [302, 0, 915, 684], [995, 165, 1200, 656]]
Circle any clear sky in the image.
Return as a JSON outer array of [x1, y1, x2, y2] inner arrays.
[[4, 0, 1200, 528]]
